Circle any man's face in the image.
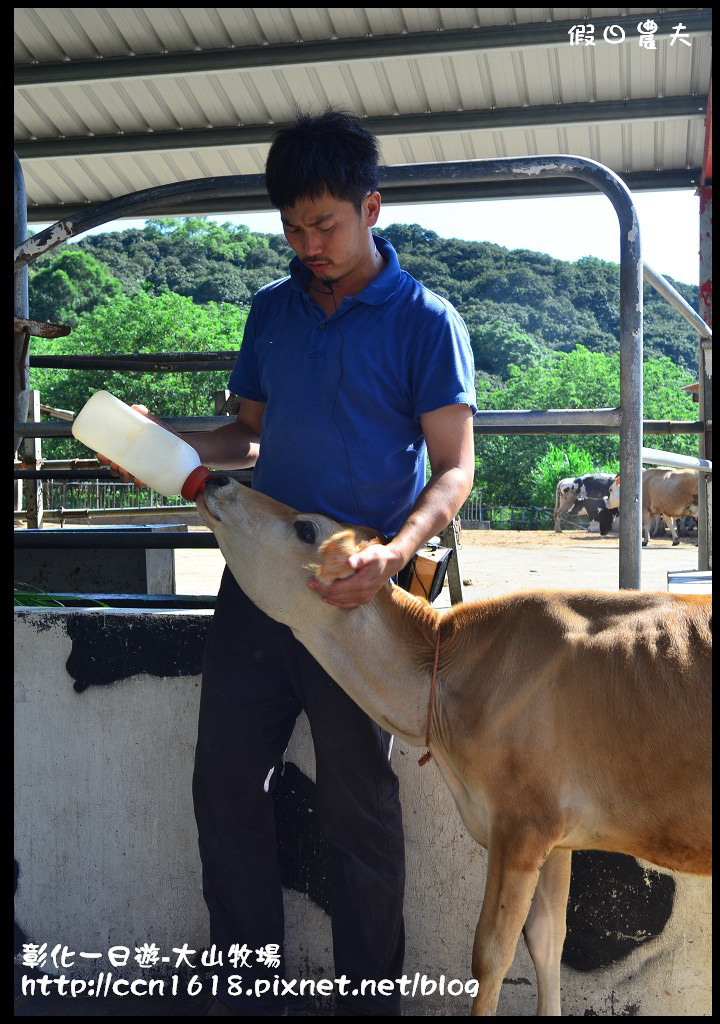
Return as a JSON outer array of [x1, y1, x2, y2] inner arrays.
[[280, 191, 381, 286]]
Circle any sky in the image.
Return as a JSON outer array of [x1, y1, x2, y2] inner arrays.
[[28, 188, 701, 287]]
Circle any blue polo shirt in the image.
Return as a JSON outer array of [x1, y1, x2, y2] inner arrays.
[[229, 235, 476, 538]]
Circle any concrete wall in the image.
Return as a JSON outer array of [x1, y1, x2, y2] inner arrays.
[[14, 609, 711, 1015]]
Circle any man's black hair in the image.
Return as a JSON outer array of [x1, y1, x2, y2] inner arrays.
[[265, 109, 380, 212]]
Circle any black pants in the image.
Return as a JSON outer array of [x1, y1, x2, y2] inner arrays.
[[192, 568, 405, 1015]]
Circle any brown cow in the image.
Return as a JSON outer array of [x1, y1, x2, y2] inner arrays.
[[197, 476, 711, 1016], [606, 468, 699, 546]]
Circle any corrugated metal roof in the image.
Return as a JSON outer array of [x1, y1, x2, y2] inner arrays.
[[14, 7, 712, 219]]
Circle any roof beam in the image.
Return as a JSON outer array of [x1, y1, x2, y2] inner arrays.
[[15, 96, 707, 161], [24, 169, 700, 225], [701, 74, 712, 185], [14, 10, 712, 87]]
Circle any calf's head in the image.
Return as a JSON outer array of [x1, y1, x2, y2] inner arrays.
[[606, 474, 621, 509], [197, 475, 373, 627]]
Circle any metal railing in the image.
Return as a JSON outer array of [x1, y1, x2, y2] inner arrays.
[[35, 479, 190, 511], [14, 155, 712, 589]]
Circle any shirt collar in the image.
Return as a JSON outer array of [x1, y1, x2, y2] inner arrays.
[[289, 235, 402, 306]]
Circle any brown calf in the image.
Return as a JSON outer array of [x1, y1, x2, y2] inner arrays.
[[198, 476, 711, 1016]]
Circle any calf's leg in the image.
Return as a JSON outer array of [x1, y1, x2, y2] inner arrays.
[[470, 820, 559, 1016], [523, 848, 572, 1016], [642, 511, 651, 546], [553, 505, 563, 533]]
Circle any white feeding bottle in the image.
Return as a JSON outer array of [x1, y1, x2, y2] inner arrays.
[[71, 390, 212, 500]]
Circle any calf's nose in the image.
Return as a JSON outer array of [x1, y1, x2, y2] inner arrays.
[[205, 474, 232, 492]]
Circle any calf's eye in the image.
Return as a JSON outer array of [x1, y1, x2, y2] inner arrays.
[[294, 520, 318, 545]]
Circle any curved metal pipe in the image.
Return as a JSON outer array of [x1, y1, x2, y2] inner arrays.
[[13, 154, 645, 587]]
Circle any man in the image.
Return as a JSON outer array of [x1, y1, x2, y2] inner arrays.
[[165, 110, 475, 1014]]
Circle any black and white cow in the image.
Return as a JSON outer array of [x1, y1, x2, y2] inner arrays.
[[553, 473, 617, 535]]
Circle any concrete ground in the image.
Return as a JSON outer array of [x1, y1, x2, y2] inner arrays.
[[14, 522, 705, 1017]]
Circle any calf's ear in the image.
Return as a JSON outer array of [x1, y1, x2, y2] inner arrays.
[[315, 530, 358, 586]]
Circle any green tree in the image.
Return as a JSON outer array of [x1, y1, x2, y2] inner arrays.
[[29, 290, 248, 459], [469, 317, 547, 377], [36, 218, 701, 375], [642, 355, 702, 455], [474, 346, 698, 507], [29, 249, 124, 326], [145, 216, 268, 262], [75, 218, 285, 303]]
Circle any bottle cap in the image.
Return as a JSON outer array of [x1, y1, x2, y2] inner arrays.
[[181, 466, 213, 500]]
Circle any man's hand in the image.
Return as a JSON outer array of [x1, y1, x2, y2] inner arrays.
[[307, 542, 405, 609]]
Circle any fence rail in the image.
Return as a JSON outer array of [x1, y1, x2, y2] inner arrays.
[[459, 495, 484, 522], [458, 494, 558, 530], [21, 480, 562, 533], [38, 480, 193, 511], [486, 507, 553, 530]]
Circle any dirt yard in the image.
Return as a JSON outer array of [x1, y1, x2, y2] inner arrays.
[[450, 527, 700, 601], [174, 525, 701, 603]]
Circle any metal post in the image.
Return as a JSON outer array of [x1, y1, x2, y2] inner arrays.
[[14, 153, 29, 456], [215, 389, 242, 416], [439, 522, 464, 605], [698, 186, 712, 570], [602, 174, 644, 589], [23, 391, 43, 529], [643, 262, 711, 339]]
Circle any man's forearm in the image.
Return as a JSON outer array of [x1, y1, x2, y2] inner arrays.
[[182, 418, 260, 470], [387, 467, 473, 569]]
